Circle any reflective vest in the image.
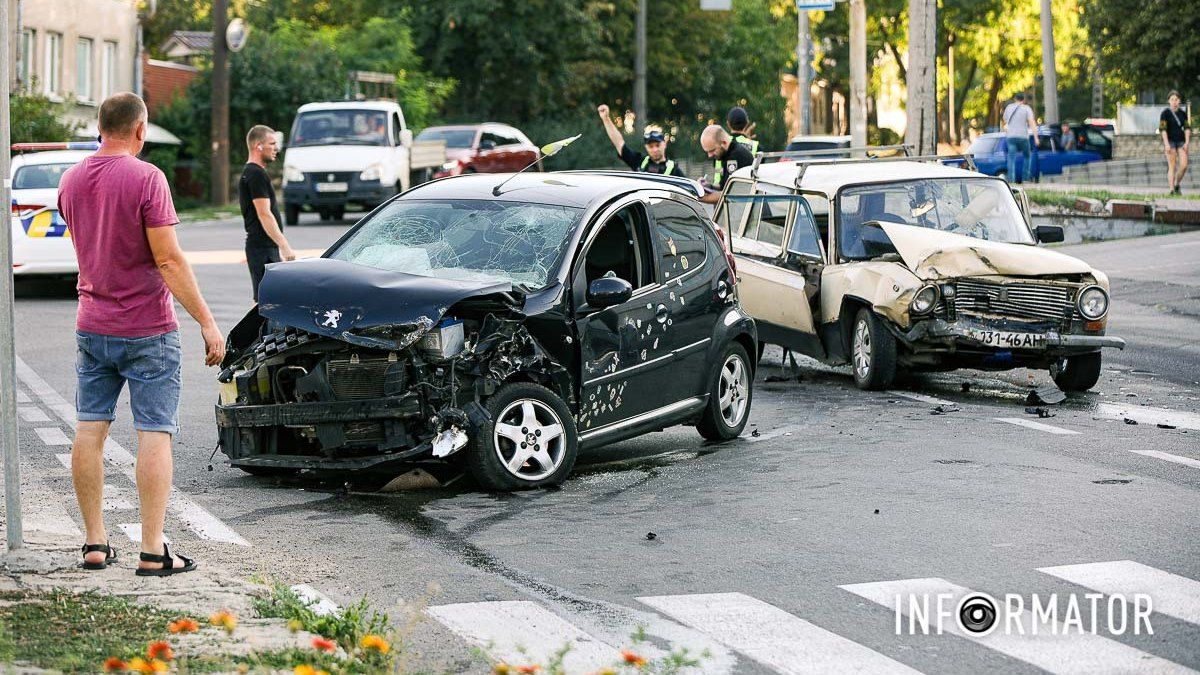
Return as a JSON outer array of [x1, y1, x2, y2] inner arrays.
[[639, 155, 676, 175], [714, 136, 759, 188], [734, 135, 760, 154]]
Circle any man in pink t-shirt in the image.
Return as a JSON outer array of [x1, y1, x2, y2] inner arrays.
[[58, 93, 224, 576]]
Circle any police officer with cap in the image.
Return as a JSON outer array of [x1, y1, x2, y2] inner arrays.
[[699, 124, 755, 204], [597, 104, 685, 177], [727, 106, 760, 155]]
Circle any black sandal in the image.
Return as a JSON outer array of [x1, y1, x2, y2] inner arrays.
[[81, 542, 117, 570], [135, 543, 197, 577]]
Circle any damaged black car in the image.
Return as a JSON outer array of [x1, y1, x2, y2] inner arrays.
[[215, 171, 758, 490]]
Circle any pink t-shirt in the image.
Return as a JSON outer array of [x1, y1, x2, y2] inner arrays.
[[58, 154, 179, 337]]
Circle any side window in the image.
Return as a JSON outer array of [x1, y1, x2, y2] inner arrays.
[[392, 113, 403, 145], [787, 201, 823, 258], [650, 199, 708, 282], [1036, 136, 1055, 151], [715, 179, 752, 236], [582, 204, 653, 291], [497, 132, 520, 147]]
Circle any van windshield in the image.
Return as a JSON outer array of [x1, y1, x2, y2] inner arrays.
[[291, 110, 389, 147]]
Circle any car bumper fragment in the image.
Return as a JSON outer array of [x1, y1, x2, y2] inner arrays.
[[895, 316, 1125, 353]]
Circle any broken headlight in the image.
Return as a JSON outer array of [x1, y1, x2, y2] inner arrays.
[[910, 285, 940, 315], [1077, 285, 1108, 320]]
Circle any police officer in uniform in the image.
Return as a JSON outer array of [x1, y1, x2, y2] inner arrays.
[[727, 106, 760, 155], [699, 124, 755, 204], [597, 104, 685, 177]]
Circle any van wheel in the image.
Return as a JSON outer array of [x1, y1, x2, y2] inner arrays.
[[1051, 353, 1102, 392], [698, 343, 753, 441], [285, 203, 300, 226], [465, 382, 578, 491], [851, 308, 897, 390]]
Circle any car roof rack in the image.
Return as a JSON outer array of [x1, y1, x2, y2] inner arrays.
[[750, 144, 912, 177], [749, 147, 977, 184], [558, 170, 704, 199]]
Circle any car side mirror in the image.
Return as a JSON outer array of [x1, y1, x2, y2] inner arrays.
[[479, 139, 497, 151], [586, 277, 633, 309], [1035, 225, 1064, 244], [400, 129, 414, 147]]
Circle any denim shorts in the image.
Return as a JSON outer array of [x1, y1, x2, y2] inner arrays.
[[76, 330, 181, 434]]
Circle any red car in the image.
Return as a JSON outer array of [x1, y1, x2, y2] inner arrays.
[[419, 123, 541, 178]]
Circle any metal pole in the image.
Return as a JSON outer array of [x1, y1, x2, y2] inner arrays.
[[1039, 0, 1059, 125], [798, 9, 811, 135], [1, 0, 26, 553], [209, 0, 230, 205], [634, 0, 646, 132], [849, 0, 867, 151]]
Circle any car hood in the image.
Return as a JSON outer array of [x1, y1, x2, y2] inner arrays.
[[283, 145, 391, 172], [879, 222, 1093, 280], [257, 258, 515, 347]]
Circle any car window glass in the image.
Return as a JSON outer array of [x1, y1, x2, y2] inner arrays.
[[480, 132, 504, 148], [1036, 136, 1055, 151], [1085, 129, 1105, 145], [497, 132, 520, 146], [787, 201, 822, 258], [583, 204, 651, 290], [967, 137, 1000, 155], [415, 128, 477, 148], [13, 163, 74, 189], [392, 113, 402, 145], [291, 109, 388, 147], [716, 180, 752, 236], [650, 199, 707, 282]]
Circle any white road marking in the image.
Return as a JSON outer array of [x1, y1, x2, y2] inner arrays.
[[1097, 403, 1200, 431], [994, 418, 1081, 435], [291, 584, 340, 617], [35, 427, 72, 446], [840, 577, 1193, 675], [426, 601, 621, 673], [117, 524, 170, 544], [638, 592, 921, 675], [17, 406, 50, 423], [16, 356, 251, 546], [887, 391, 956, 407], [17, 390, 31, 403], [744, 424, 806, 443], [55, 453, 71, 471], [1130, 450, 1200, 470], [104, 498, 136, 511], [1038, 561, 1200, 626]]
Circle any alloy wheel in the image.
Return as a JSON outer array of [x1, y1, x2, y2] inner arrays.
[[854, 318, 873, 380], [718, 354, 749, 427], [493, 399, 567, 481]]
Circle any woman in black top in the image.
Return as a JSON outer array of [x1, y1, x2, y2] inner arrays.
[[1161, 91, 1191, 194]]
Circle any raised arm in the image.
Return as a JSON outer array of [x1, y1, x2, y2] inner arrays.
[[146, 225, 225, 366], [596, 104, 626, 154]]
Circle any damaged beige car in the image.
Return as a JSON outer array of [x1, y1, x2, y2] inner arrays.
[[714, 156, 1125, 391]]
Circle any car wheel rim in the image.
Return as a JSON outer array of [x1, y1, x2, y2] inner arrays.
[[493, 399, 567, 482], [853, 319, 872, 380], [718, 354, 749, 427]]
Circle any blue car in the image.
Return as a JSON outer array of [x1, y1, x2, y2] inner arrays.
[[968, 132, 1102, 182]]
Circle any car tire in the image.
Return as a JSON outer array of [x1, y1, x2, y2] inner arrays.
[[332, 206, 345, 221], [318, 208, 332, 221], [851, 308, 897, 390], [1051, 352, 1102, 392], [465, 382, 578, 491], [698, 343, 753, 441], [285, 203, 300, 226]]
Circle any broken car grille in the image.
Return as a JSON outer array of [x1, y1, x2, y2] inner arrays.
[[327, 357, 392, 400], [953, 280, 1074, 323]]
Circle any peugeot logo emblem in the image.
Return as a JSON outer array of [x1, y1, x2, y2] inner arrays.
[[327, 173, 335, 182]]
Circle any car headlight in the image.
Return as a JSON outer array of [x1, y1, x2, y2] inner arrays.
[[283, 166, 304, 183], [910, 285, 940, 315], [441, 160, 460, 171], [1077, 285, 1109, 320], [360, 164, 383, 181]]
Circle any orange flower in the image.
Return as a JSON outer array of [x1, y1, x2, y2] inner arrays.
[[147, 641, 174, 661], [209, 609, 238, 633], [293, 666, 330, 675], [168, 618, 199, 634], [311, 636, 337, 653], [621, 650, 648, 666], [514, 666, 540, 674], [359, 634, 391, 654], [149, 660, 169, 673], [102, 657, 126, 672], [126, 657, 152, 674]]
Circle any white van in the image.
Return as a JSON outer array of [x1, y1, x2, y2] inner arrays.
[[281, 101, 443, 224]]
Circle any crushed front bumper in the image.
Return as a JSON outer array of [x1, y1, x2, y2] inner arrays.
[[895, 315, 1125, 355]]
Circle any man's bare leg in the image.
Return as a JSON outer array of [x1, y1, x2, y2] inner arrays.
[[134, 431, 185, 569], [1166, 148, 1178, 191], [73, 421, 111, 565]]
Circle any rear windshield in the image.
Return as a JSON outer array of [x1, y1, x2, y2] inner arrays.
[[416, 128, 477, 148], [13, 163, 74, 189]]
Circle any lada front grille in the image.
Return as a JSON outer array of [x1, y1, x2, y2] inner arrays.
[[954, 280, 1075, 323]]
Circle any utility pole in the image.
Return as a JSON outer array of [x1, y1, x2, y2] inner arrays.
[[947, 42, 957, 145], [210, 0, 230, 205], [905, 0, 937, 155], [849, 0, 867, 150], [1039, 0, 1059, 125], [1, 0, 25, 554], [797, 9, 811, 135], [634, 0, 646, 132]]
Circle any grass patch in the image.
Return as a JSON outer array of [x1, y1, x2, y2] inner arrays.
[[1025, 188, 1180, 208], [0, 589, 182, 673], [253, 582, 391, 655]]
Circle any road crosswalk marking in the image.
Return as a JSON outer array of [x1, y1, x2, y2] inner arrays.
[[887, 391, 956, 407], [638, 592, 921, 674], [18, 405, 50, 423], [35, 427, 72, 446], [117, 524, 170, 544], [291, 584, 340, 617], [839, 577, 1194, 675], [995, 417, 1081, 435], [1129, 450, 1200, 470], [1039, 561, 1200, 626], [1097, 403, 1200, 431]]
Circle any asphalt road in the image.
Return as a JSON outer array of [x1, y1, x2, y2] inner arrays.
[[10, 214, 1200, 674]]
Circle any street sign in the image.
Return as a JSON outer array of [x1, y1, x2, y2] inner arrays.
[[700, 0, 732, 9], [797, 0, 836, 9], [226, 18, 248, 53]]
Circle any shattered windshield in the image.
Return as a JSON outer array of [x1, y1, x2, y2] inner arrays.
[[838, 178, 1032, 260], [329, 199, 581, 289]]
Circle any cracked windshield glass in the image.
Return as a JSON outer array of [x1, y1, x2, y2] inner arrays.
[[330, 199, 581, 289]]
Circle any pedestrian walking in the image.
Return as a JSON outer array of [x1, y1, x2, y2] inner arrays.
[[239, 125, 295, 301], [1001, 92, 1038, 183], [1160, 91, 1191, 195], [57, 92, 225, 576], [699, 124, 755, 204], [727, 106, 760, 154], [596, 104, 685, 177]]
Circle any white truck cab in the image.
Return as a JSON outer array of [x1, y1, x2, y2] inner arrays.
[[281, 100, 443, 224]]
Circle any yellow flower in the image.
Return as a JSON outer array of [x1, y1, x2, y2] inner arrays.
[[209, 609, 238, 634], [126, 657, 152, 674], [493, 665, 511, 675], [287, 618, 304, 633], [149, 660, 169, 673], [359, 634, 391, 654]]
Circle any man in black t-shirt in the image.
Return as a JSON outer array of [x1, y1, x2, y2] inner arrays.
[[238, 125, 295, 301], [699, 124, 755, 204], [1160, 90, 1191, 194], [596, 104, 685, 177]]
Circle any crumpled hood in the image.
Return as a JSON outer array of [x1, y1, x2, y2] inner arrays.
[[257, 258, 514, 345], [879, 222, 1093, 280]]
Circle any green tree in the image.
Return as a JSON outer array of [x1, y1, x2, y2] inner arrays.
[[1083, 0, 1200, 96], [9, 93, 78, 143]]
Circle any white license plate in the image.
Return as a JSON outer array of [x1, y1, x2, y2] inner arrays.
[[965, 329, 1046, 349], [315, 182, 348, 193]]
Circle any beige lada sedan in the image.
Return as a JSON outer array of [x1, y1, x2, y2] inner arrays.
[[713, 158, 1125, 391]]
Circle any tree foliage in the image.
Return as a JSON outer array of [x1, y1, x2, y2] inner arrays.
[[9, 93, 78, 143], [1083, 0, 1200, 96]]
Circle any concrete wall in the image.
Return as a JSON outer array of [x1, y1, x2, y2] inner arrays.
[[1114, 134, 1196, 160]]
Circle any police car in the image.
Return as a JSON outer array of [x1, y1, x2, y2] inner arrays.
[[9, 142, 97, 276]]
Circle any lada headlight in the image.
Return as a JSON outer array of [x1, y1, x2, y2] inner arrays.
[[1077, 285, 1109, 320], [910, 285, 940, 315]]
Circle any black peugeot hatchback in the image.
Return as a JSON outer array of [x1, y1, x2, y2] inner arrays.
[[216, 171, 757, 490]]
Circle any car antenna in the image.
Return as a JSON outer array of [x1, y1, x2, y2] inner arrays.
[[492, 134, 581, 196]]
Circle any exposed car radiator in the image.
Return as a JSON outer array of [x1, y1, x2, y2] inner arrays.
[[326, 356, 393, 400], [954, 280, 1074, 323]]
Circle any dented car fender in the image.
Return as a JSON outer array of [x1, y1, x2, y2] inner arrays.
[[820, 261, 926, 330]]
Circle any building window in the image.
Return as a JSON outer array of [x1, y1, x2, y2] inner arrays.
[[101, 41, 118, 100], [44, 32, 62, 96], [19, 29, 35, 91], [76, 38, 94, 101]]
